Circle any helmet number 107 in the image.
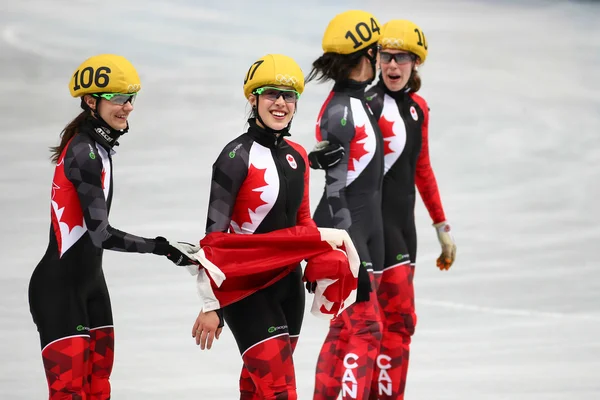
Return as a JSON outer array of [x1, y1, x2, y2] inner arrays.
[[244, 60, 265, 84]]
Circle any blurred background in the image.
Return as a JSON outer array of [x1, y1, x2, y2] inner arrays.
[[1, 0, 599, 398]]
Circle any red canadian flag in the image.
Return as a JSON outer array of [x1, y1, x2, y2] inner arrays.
[[185, 226, 359, 319]]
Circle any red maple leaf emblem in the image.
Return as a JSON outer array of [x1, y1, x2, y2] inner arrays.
[[101, 168, 106, 190], [234, 164, 269, 228], [379, 116, 396, 156], [52, 181, 84, 234], [348, 125, 369, 171]]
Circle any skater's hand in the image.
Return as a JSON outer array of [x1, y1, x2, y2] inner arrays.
[[305, 281, 317, 294], [192, 310, 223, 350], [308, 140, 345, 170], [434, 221, 456, 270], [153, 237, 199, 266], [355, 262, 373, 302]]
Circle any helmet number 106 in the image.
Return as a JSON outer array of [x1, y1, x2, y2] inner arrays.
[[73, 66, 111, 91]]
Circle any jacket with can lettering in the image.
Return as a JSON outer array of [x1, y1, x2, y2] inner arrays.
[[366, 80, 446, 223], [205, 118, 315, 235], [315, 79, 385, 230], [40, 116, 159, 272]]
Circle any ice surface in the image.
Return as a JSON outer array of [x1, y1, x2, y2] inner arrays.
[[1, 0, 599, 398]]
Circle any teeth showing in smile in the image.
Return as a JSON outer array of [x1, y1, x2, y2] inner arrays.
[[117, 115, 127, 119], [271, 111, 286, 117]]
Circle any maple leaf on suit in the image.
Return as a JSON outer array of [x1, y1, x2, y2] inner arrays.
[[52, 182, 84, 234], [233, 164, 269, 228], [348, 125, 369, 171], [379, 116, 396, 156]]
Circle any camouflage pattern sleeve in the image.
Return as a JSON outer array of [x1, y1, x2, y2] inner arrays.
[[205, 140, 250, 233], [64, 140, 157, 253], [318, 97, 356, 230]]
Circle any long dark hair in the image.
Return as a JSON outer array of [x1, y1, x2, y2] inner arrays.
[[306, 51, 365, 84], [49, 101, 89, 163]]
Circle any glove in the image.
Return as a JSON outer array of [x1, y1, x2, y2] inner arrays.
[[305, 281, 317, 294], [308, 140, 345, 170], [153, 236, 199, 267], [355, 262, 373, 302], [433, 222, 456, 270]]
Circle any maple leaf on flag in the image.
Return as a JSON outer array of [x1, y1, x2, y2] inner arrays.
[[348, 125, 369, 171], [379, 116, 396, 156], [233, 164, 269, 228]]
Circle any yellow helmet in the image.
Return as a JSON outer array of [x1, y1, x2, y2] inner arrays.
[[243, 54, 305, 99], [379, 20, 428, 63], [69, 54, 141, 97], [322, 10, 381, 55]]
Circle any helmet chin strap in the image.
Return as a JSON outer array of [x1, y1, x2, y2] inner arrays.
[[253, 95, 293, 136], [82, 97, 129, 148], [363, 44, 378, 84]]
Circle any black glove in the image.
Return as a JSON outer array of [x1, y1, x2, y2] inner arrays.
[[308, 141, 345, 170], [305, 281, 317, 294], [153, 236, 198, 266], [355, 263, 373, 303]]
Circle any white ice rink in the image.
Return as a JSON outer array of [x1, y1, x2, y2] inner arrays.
[[1, 0, 599, 398]]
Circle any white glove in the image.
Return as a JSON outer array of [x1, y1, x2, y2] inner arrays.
[[168, 240, 200, 267], [433, 221, 456, 270]]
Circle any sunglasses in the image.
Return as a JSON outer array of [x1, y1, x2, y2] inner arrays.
[[253, 87, 300, 103], [93, 93, 137, 105], [380, 52, 416, 65]]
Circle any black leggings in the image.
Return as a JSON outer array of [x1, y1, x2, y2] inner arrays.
[[224, 265, 305, 354], [313, 191, 384, 273], [382, 194, 417, 268], [29, 254, 113, 349]]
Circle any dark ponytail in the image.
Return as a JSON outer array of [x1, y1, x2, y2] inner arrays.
[[49, 101, 89, 163], [306, 52, 363, 84]]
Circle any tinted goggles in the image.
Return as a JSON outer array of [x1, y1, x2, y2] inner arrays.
[[93, 93, 137, 105], [253, 87, 300, 103], [380, 52, 416, 65]]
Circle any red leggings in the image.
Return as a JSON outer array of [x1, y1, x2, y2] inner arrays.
[[370, 264, 417, 400], [239, 335, 299, 400], [41, 327, 114, 400], [313, 290, 383, 400]]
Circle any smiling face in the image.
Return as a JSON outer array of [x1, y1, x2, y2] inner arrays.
[[84, 94, 134, 131], [249, 85, 297, 131], [380, 49, 419, 92], [98, 98, 134, 131]]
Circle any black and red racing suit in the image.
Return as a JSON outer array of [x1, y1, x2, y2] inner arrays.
[[312, 79, 385, 400], [28, 116, 165, 398], [204, 118, 315, 399], [366, 79, 447, 399]]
